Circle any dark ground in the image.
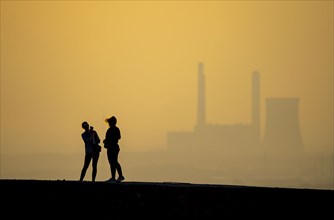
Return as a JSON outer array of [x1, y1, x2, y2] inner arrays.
[[0, 179, 333, 219]]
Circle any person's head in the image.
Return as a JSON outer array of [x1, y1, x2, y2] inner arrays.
[[105, 116, 117, 126], [82, 121, 89, 130]]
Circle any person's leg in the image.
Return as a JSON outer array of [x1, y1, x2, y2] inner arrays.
[[80, 154, 92, 181], [107, 149, 116, 180], [92, 152, 100, 182], [116, 162, 124, 181], [114, 150, 124, 178]]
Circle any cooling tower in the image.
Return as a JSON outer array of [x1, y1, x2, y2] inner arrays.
[[263, 98, 303, 151]]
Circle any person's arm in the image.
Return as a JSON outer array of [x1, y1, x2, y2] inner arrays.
[[103, 129, 110, 147], [95, 131, 101, 144], [81, 133, 89, 145], [118, 128, 121, 140]]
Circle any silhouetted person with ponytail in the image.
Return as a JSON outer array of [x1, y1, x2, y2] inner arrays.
[[80, 121, 101, 182], [104, 116, 125, 182]]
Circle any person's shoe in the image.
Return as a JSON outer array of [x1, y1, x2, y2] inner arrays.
[[116, 176, 125, 182], [106, 178, 116, 183]]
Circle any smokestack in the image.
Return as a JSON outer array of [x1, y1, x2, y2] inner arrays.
[[197, 62, 205, 128], [252, 71, 260, 143], [263, 98, 303, 151]]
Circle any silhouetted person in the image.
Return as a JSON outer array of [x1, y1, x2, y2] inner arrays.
[[80, 121, 101, 182], [104, 116, 125, 182]]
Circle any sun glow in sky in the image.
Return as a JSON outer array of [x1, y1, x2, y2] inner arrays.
[[0, 1, 333, 186]]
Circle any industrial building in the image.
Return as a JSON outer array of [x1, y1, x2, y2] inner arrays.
[[167, 63, 303, 154]]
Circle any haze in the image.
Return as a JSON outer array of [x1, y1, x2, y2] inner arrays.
[[1, 1, 333, 189]]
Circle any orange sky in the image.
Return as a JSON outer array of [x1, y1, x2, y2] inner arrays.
[[1, 1, 333, 156]]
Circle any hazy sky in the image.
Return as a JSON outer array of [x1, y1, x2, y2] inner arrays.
[[1, 1, 333, 156]]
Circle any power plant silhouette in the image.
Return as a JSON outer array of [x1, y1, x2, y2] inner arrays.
[[167, 63, 304, 154]]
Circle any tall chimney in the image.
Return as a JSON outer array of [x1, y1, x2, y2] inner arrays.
[[197, 62, 205, 128], [252, 71, 260, 143]]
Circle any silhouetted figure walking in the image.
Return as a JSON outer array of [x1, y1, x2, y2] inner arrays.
[[80, 121, 101, 182], [104, 116, 125, 182]]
